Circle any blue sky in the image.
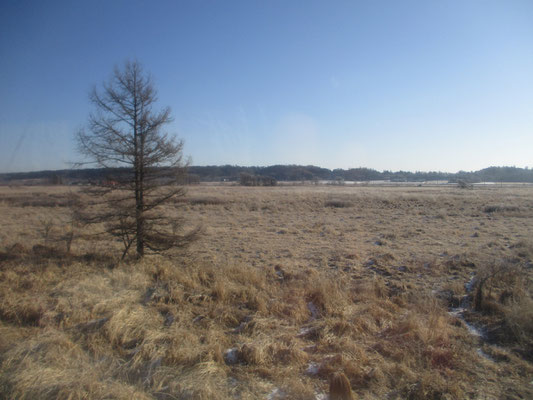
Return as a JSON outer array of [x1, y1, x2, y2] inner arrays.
[[1, 0, 533, 173]]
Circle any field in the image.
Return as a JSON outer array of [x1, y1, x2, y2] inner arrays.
[[0, 184, 532, 399]]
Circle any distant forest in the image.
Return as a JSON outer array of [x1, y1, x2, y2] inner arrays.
[[1, 165, 533, 185]]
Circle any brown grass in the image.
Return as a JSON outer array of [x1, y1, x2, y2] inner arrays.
[[329, 372, 355, 400], [0, 184, 532, 399]]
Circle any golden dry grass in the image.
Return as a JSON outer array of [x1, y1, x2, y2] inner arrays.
[[0, 184, 532, 399]]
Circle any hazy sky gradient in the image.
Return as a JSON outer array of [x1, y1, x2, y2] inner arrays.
[[1, 0, 533, 172]]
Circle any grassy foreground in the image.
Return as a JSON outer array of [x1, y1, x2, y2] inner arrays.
[[0, 184, 532, 399]]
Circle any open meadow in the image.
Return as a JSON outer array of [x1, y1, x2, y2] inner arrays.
[[0, 184, 532, 399]]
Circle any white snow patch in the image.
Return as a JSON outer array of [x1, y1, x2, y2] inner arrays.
[[465, 274, 477, 293], [298, 326, 314, 337], [267, 387, 286, 400], [476, 348, 495, 362], [223, 348, 239, 365], [448, 309, 485, 338], [305, 362, 319, 376], [307, 302, 319, 320], [465, 321, 484, 338]]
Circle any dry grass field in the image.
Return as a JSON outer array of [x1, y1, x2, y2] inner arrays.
[[0, 184, 532, 399]]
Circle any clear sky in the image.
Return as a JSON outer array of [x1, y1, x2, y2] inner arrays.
[[1, 0, 533, 173]]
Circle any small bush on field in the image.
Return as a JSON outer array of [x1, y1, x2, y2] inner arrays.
[[457, 180, 473, 189], [0, 194, 77, 208], [483, 205, 520, 213], [509, 240, 533, 259], [188, 196, 226, 206], [472, 260, 533, 352], [325, 200, 353, 208]]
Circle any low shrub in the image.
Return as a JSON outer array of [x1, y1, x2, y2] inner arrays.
[[325, 200, 353, 208]]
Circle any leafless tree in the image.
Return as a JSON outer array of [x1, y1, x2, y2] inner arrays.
[[76, 60, 197, 258]]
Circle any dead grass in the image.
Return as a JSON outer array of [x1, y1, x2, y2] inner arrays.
[[0, 184, 532, 398]]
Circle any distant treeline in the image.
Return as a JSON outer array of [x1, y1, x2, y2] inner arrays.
[[184, 165, 533, 183], [1, 165, 533, 184]]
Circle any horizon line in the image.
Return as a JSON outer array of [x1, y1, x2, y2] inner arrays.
[[0, 164, 529, 176]]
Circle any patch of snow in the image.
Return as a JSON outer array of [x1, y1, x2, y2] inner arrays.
[[267, 387, 286, 400], [448, 308, 485, 338], [307, 302, 319, 320], [305, 362, 319, 376], [299, 327, 311, 336], [223, 348, 239, 365], [464, 321, 484, 338], [465, 274, 477, 293], [297, 325, 319, 338], [448, 308, 466, 318], [476, 348, 495, 362], [297, 326, 315, 338]]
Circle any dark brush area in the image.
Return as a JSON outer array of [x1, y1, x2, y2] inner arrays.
[[2, 165, 533, 185]]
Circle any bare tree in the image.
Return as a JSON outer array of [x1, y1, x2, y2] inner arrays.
[[76, 60, 197, 258]]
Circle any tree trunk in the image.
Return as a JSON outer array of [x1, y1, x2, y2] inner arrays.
[[136, 212, 144, 256], [133, 75, 144, 258], [136, 162, 145, 257]]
